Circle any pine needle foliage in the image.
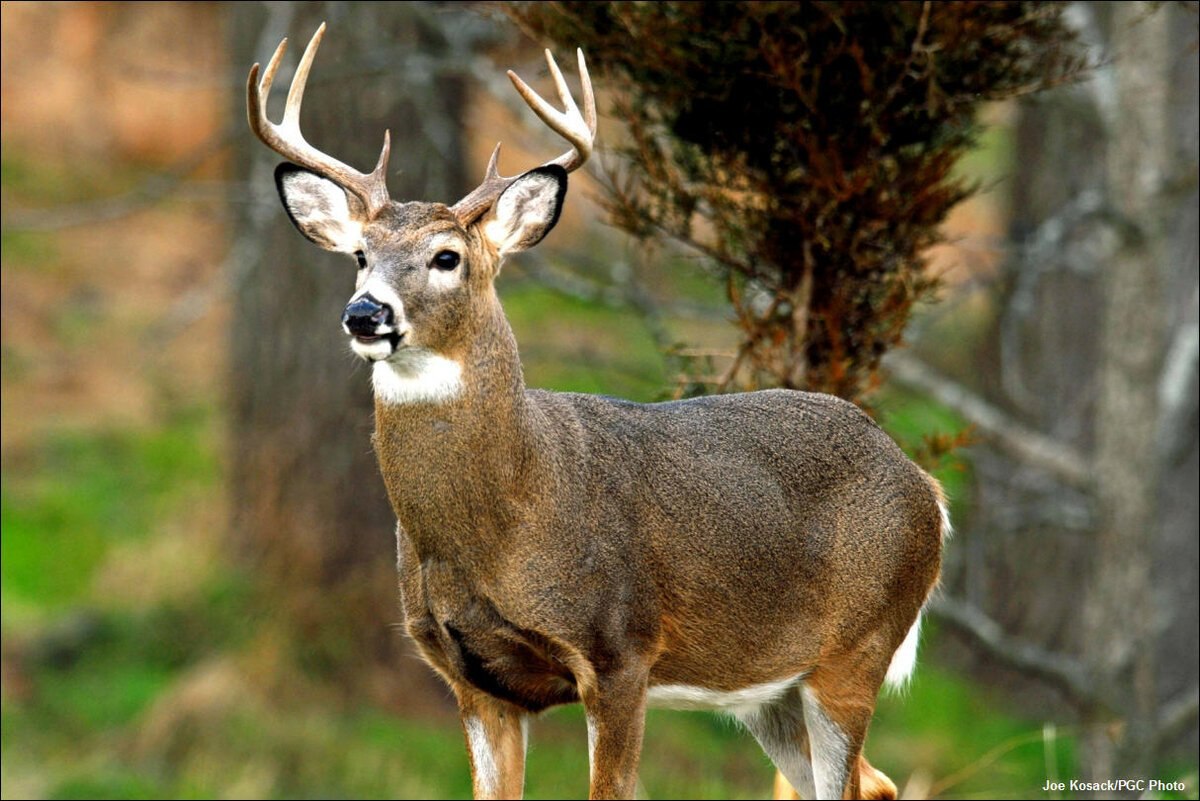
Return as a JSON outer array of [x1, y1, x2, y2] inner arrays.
[[508, 1, 1085, 402]]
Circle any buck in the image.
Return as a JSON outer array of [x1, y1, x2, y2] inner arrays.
[[248, 24, 946, 801]]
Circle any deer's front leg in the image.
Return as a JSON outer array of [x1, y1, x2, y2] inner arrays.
[[458, 691, 528, 800], [583, 666, 649, 800]]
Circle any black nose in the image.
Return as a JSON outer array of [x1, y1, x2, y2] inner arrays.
[[342, 295, 394, 336]]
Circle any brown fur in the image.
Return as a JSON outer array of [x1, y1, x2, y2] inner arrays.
[[274, 186, 945, 798], [359, 203, 942, 796], [264, 63, 943, 801]]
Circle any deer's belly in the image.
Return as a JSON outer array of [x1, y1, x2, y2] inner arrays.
[[645, 674, 805, 713]]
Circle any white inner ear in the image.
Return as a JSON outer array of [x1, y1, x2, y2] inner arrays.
[[485, 173, 560, 256], [280, 171, 363, 253]]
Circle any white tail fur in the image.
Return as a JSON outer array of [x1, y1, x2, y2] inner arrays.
[[884, 497, 950, 690], [884, 613, 923, 690]]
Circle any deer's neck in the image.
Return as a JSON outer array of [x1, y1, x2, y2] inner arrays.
[[371, 299, 541, 559]]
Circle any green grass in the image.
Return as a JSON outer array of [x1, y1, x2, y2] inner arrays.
[[501, 281, 669, 402], [1, 409, 1191, 799], [33, 654, 174, 734], [873, 664, 1075, 799], [2, 408, 217, 609]]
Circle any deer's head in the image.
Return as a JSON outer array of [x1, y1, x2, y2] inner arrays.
[[248, 25, 595, 394]]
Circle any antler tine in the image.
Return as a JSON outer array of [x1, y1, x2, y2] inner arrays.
[[246, 23, 391, 218], [576, 49, 598, 140], [484, 143, 504, 179], [506, 48, 596, 171], [452, 48, 596, 225], [258, 36, 288, 104], [544, 48, 579, 120], [548, 49, 597, 141], [282, 21, 324, 130]]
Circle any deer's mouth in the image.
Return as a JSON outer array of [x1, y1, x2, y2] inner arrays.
[[350, 331, 404, 361], [353, 333, 385, 344]]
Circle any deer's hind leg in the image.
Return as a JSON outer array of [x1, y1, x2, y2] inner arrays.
[[734, 686, 817, 799], [772, 756, 896, 801], [855, 754, 899, 800], [799, 645, 897, 800], [738, 683, 896, 799]]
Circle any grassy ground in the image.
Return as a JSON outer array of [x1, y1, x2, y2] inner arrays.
[[0, 404, 1134, 800]]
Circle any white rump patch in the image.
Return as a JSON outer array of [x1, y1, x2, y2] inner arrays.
[[879, 495, 948, 690], [372, 350, 463, 405], [647, 674, 802, 715]]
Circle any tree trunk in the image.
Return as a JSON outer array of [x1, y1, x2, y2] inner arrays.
[[1081, 0, 1170, 781], [943, 0, 1199, 780], [228, 2, 471, 706]]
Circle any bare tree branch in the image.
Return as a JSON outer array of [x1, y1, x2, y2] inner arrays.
[[886, 352, 1093, 489], [1157, 282, 1199, 463], [1153, 686, 1200, 751], [519, 249, 681, 360], [1, 126, 237, 232], [929, 595, 1099, 711], [512, 248, 724, 347], [1000, 188, 1113, 414]]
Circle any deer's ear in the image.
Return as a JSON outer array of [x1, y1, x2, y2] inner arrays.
[[274, 164, 365, 253], [484, 166, 567, 258]]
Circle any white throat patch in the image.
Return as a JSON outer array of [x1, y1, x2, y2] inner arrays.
[[372, 350, 463, 405]]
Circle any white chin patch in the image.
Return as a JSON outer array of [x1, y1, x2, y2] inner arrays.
[[350, 337, 395, 362], [372, 350, 463, 405]]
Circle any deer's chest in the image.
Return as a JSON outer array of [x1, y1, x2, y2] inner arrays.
[[401, 552, 582, 713]]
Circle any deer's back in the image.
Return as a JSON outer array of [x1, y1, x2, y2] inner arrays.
[[529, 387, 934, 526]]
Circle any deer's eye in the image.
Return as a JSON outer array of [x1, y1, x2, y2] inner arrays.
[[355, 250, 367, 270], [432, 250, 460, 271]]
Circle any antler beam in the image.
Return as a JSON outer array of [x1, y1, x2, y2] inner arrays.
[[247, 23, 392, 218]]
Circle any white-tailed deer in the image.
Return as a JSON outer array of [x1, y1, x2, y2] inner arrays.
[[248, 24, 946, 801]]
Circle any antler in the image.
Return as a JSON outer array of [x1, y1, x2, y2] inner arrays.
[[451, 48, 597, 225], [247, 23, 392, 218]]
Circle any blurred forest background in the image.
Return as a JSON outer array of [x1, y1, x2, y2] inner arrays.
[[2, 2, 1197, 799]]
